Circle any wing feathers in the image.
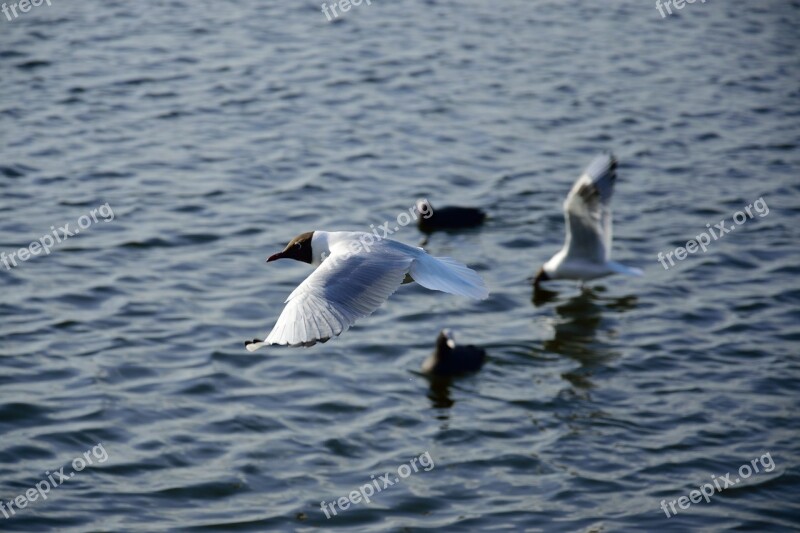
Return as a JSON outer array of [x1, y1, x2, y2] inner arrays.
[[409, 255, 489, 300], [263, 248, 411, 347], [563, 153, 617, 263], [251, 235, 489, 350]]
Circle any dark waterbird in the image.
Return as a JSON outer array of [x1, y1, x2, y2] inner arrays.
[[421, 329, 486, 376], [416, 198, 486, 233]]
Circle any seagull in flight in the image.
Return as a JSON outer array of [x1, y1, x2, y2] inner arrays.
[[246, 231, 489, 349], [534, 153, 642, 286]]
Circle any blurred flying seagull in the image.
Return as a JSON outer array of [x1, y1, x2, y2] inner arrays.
[[534, 153, 642, 286], [246, 231, 489, 349]]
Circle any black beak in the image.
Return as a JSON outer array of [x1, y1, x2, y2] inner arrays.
[[267, 251, 286, 262]]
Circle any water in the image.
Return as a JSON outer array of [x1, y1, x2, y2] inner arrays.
[[1, 1, 799, 531]]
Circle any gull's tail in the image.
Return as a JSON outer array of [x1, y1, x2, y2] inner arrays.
[[409, 255, 489, 300]]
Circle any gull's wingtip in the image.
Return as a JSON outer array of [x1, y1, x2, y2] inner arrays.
[[585, 151, 617, 179], [608, 262, 643, 277], [248, 335, 332, 349], [244, 338, 267, 352]]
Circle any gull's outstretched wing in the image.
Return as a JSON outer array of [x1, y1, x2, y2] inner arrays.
[[562, 153, 616, 264], [249, 244, 413, 349]]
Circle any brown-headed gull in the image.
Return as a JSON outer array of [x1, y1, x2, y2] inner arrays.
[[246, 231, 489, 349], [534, 153, 642, 286]]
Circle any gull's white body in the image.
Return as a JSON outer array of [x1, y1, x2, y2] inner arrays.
[[247, 231, 488, 349], [542, 154, 642, 282]]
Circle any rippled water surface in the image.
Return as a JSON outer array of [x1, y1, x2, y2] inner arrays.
[[2, 1, 799, 531]]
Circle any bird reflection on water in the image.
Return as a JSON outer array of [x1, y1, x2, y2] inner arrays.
[[421, 285, 638, 412], [534, 284, 638, 389], [426, 375, 457, 410]]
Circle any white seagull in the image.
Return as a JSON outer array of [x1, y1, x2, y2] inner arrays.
[[534, 153, 642, 286], [246, 231, 489, 349]]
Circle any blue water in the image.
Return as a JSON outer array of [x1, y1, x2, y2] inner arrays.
[[1, 1, 799, 531]]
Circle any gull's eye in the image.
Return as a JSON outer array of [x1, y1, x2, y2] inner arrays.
[[295, 243, 302, 249]]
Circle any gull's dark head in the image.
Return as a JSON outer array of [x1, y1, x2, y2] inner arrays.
[[533, 266, 550, 287], [267, 231, 315, 264]]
